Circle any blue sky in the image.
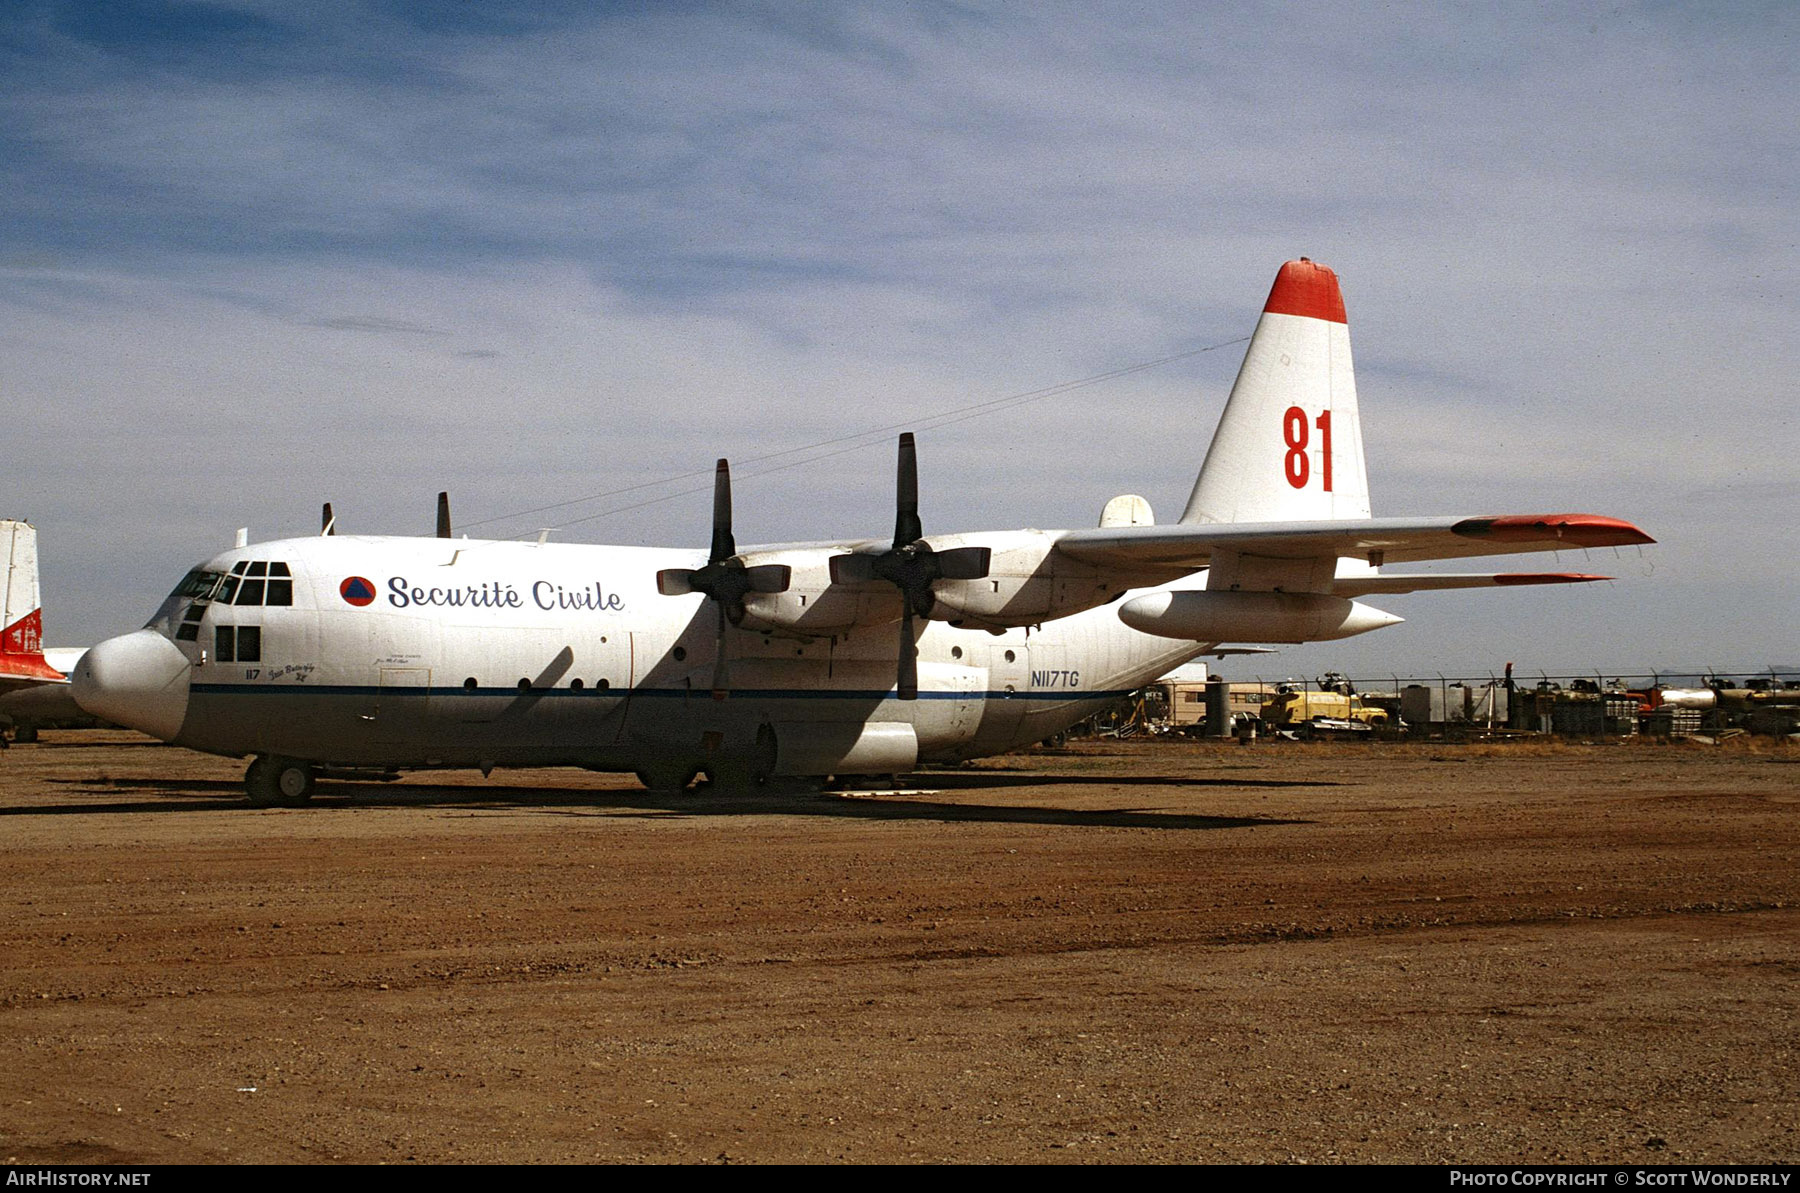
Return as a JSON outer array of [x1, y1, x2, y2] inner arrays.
[[2, 1, 1794, 677]]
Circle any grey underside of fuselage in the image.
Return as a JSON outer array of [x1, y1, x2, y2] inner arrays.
[[171, 684, 1136, 771]]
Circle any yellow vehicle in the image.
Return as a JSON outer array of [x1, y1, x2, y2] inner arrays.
[[1260, 685, 1392, 736]]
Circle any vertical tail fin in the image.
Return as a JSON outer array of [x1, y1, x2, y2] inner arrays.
[[1181, 259, 1371, 525], [2, 520, 61, 681]]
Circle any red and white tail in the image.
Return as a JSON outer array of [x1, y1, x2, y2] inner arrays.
[[1181, 259, 1371, 525], [2, 520, 62, 683]]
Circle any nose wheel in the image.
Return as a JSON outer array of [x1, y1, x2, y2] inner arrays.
[[246, 755, 316, 806]]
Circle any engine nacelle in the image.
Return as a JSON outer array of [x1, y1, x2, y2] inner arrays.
[[925, 531, 1124, 629], [734, 533, 1129, 636], [1118, 590, 1403, 643], [735, 548, 901, 636]]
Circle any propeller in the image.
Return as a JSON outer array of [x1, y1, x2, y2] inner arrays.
[[321, 502, 336, 536], [656, 460, 791, 696], [436, 491, 452, 539], [829, 433, 990, 700]]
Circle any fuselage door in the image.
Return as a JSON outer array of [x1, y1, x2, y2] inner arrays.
[[373, 666, 432, 742], [977, 638, 1031, 748]]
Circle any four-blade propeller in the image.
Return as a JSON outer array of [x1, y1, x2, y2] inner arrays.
[[656, 460, 792, 696], [828, 433, 991, 700]]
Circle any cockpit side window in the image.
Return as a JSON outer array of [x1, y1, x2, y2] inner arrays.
[[176, 602, 205, 640], [173, 569, 222, 600], [214, 625, 262, 663]]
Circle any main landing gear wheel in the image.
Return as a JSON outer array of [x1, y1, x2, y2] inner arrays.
[[700, 761, 771, 793], [635, 764, 700, 794], [246, 755, 316, 807]]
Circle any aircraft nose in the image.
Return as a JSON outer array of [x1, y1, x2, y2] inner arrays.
[[71, 629, 192, 741]]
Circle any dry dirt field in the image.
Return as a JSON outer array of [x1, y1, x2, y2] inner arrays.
[[0, 730, 1795, 1165]]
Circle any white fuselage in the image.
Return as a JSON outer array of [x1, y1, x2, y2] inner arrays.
[[83, 533, 1213, 778]]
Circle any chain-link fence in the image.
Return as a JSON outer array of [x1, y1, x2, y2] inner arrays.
[[1138, 670, 1800, 741]]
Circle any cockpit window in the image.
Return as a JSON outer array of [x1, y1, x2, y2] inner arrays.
[[172, 569, 227, 601], [156, 561, 294, 636], [227, 561, 293, 606], [266, 561, 292, 605], [150, 568, 228, 636]]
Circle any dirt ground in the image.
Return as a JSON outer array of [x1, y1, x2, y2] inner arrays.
[[0, 730, 1794, 1165]]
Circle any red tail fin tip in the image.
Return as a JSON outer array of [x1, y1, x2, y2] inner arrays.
[[1263, 258, 1347, 324]]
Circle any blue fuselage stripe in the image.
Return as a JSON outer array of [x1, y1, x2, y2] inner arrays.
[[188, 683, 1131, 703]]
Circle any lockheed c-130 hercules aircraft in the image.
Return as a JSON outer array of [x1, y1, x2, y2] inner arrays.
[[72, 259, 1652, 805]]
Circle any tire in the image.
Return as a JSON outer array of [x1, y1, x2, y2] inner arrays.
[[14, 724, 39, 744], [703, 762, 767, 792], [246, 755, 315, 806], [636, 764, 699, 793], [275, 760, 315, 805]]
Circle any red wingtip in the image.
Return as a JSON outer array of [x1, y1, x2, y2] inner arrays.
[[1492, 573, 1612, 586], [1452, 514, 1656, 548], [1263, 258, 1347, 324]]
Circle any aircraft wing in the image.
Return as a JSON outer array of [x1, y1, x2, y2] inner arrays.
[[1055, 513, 1654, 571]]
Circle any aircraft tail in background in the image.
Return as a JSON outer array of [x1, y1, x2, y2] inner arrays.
[[2, 520, 66, 686]]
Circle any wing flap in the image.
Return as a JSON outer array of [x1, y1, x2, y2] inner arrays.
[[1332, 571, 1612, 597]]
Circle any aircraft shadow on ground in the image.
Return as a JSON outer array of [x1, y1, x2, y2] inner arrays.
[[918, 771, 1334, 791], [21, 774, 1318, 830]]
